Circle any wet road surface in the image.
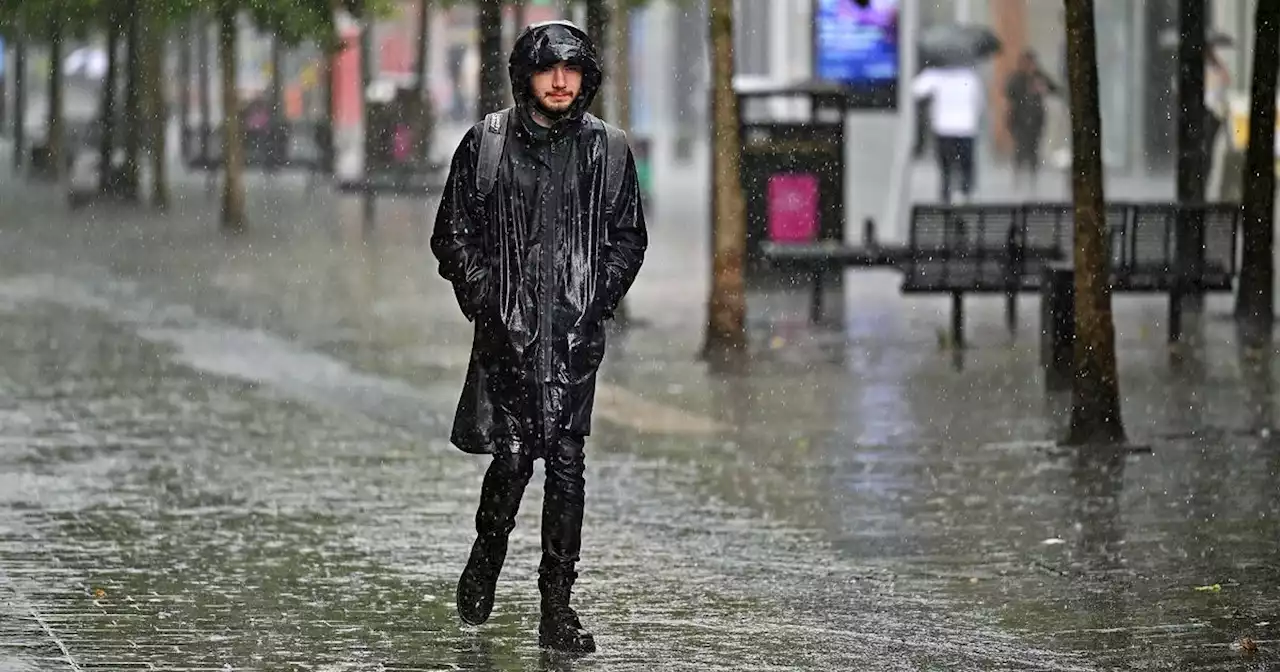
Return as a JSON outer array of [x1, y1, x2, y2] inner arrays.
[[0, 174, 1277, 670]]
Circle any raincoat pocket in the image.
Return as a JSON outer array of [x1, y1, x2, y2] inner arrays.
[[567, 322, 606, 384]]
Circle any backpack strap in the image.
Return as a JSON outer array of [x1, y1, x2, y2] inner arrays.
[[475, 108, 511, 197], [601, 120, 629, 219], [477, 111, 626, 212]]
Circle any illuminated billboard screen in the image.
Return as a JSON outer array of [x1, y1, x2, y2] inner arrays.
[[813, 0, 900, 108]]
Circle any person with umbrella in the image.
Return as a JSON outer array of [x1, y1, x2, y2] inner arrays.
[[1004, 49, 1059, 192], [912, 26, 995, 204]]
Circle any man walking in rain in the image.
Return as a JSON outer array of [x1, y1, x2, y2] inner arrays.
[[430, 20, 648, 654]]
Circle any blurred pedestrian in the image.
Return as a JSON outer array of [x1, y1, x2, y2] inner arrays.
[[913, 52, 933, 160], [912, 62, 984, 204], [1204, 45, 1231, 159], [1004, 49, 1059, 192], [913, 96, 932, 159], [430, 20, 647, 654]]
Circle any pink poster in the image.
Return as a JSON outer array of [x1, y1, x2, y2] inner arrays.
[[767, 173, 820, 243]]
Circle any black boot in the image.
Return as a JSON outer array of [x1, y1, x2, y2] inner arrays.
[[537, 436, 593, 652], [457, 446, 532, 626], [457, 536, 506, 626], [537, 570, 596, 653]]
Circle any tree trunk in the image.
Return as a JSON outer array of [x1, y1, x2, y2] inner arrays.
[[270, 38, 284, 118], [178, 21, 191, 162], [585, 0, 605, 53], [611, 0, 630, 131], [702, 0, 748, 358], [146, 2, 169, 210], [500, 2, 517, 107], [269, 36, 284, 172], [1235, 0, 1280, 337], [0, 40, 8, 130], [322, 47, 336, 173], [13, 37, 25, 170], [415, 0, 431, 99], [46, 22, 64, 180], [122, 0, 143, 201], [218, 5, 246, 231], [359, 21, 377, 226], [477, 0, 505, 119], [99, 16, 119, 192], [585, 0, 607, 119], [414, 0, 435, 162], [319, 0, 339, 176], [197, 16, 212, 161], [1064, 0, 1125, 446], [1176, 0, 1207, 310], [359, 21, 373, 170], [609, 0, 632, 324]]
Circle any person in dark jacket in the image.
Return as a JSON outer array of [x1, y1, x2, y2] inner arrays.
[[1004, 49, 1059, 191], [430, 20, 647, 654]]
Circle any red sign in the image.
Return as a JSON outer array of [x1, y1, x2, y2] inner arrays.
[[767, 173, 820, 242]]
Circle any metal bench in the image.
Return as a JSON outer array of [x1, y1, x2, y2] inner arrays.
[[1109, 202, 1239, 292], [759, 201, 1241, 349], [901, 202, 1127, 347], [758, 222, 909, 322], [760, 204, 1064, 331], [915, 201, 1240, 346], [1039, 202, 1241, 385]]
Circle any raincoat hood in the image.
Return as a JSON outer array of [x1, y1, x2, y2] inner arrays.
[[508, 20, 603, 121]]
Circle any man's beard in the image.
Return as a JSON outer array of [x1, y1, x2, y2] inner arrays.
[[534, 94, 576, 121]]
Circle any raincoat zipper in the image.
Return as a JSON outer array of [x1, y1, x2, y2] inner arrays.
[[539, 141, 559, 386], [536, 139, 562, 453]]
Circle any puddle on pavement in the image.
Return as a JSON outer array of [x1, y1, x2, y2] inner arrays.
[[0, 301, 1100, 670], [0, 191, 1277, 669]]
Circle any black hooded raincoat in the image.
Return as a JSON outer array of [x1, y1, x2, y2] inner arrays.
[[431, 21, 648, 456]]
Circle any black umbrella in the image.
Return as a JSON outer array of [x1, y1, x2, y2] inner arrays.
[[919, 23, 1002, 68]]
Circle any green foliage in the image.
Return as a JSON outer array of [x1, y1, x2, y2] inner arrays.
[[620, 0, 696, 10], [0, 0, 679, 46], [242, 0, 341, 46], [457, 0, 695, 13], [0, 0, 396, 49], [0, 0, 103, 40]]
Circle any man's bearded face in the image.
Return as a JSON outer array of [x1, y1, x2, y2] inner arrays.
[[530, 62, 583, 115]]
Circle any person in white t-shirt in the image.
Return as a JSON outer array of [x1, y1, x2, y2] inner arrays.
[[912, 65, 984, 203]]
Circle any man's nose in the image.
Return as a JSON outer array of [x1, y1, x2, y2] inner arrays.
[[551, 66, 566, 87]]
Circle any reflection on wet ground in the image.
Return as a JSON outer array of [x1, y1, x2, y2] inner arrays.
[[0, 178, 1276, 670]]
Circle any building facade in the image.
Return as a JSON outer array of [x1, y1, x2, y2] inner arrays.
[[649, 0, 1258, 175]]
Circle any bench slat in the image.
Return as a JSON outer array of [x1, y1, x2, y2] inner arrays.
[[758, 202, 1240, 296]]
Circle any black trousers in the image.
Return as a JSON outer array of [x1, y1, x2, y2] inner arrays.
[[1205, 114, 1222, 159], [1011, 128, 1043, 186], [913, 99, 933, 158], [1012, 133, 1041, 173], [935, 134, 976, 203], [475, 434, 587, 577]]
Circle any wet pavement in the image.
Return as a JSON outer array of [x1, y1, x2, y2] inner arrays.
[[0, 158, 1278, 670]]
